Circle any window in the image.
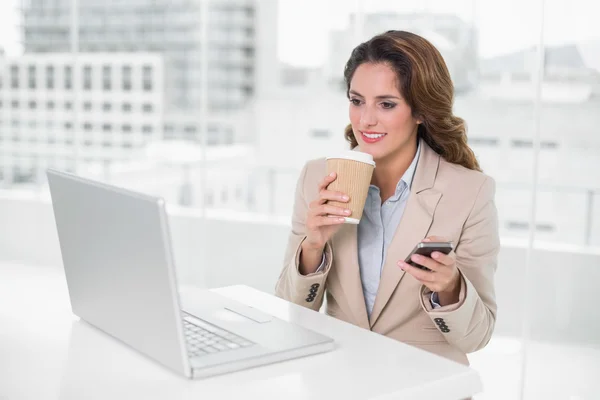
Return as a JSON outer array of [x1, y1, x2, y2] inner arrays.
[[506, 221, 529, 231], [10, 65, 18, 89], [142, 65, 152, 91], [184, 125, 197, 134], [11, 100, 19, 109], [122, 102, 132, 112], [512, 139, 533, 148], [28, 65, 36, 89], [64, 66, 72, 90], [46, 101, 55, 110], [83, 102, 92, 111], [311, 129, 331, 138], [102, 123, 112, 132], [83, 123, 93, 131], [469, 137, 499, 146], [102, 65, 111, 90], [28, 101, 37, 110], [64, 101, 72, 110], [536, 223, 555, 233], [102, 141, 112, 148], [122, 142, 133, 149], [46, 65, 54, 89], [142, 103, 153, 113], [83, 65, 92, 90], [142, 125, 153, 135], [102, 102, 112, 112], [122, 124, 132, 133], [122, 65, 132, 91], [541, 141, 559, 149], [64, 122, 72, 130]]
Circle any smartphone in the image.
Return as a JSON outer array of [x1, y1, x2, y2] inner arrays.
[[404, 241, 454, 271]]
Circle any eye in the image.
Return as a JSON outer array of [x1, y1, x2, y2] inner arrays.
[[381, 102, 396, 109], [349, 98, 362, 106]]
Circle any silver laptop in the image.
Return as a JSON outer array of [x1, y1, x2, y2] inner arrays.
[[46, 169, 334, 379]]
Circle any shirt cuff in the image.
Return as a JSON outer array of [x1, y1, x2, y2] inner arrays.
[[430, 292, 441, 309], [315, 253, 327, 273]]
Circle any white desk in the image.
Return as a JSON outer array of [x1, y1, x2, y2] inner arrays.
[[0, 263, 481, 400]]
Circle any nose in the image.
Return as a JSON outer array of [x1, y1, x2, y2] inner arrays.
[[360, 107, 377, 127]]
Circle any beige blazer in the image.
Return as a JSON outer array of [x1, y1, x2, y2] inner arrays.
[[275, 141, 500, 365]]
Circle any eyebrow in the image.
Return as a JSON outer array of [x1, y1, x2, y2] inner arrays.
[[349, 90, 401, 100]]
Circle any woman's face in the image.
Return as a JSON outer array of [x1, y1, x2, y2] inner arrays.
[[348, 62, 420, 162]]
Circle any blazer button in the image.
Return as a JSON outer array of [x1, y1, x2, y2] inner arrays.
[[311, 283, 320, 289], [309, 288, 318, 294], [305, 297, 314, 302], [434, 318, 444, 323], [441, 327, 450, 333]]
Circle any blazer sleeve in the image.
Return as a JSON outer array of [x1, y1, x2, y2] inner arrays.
[[274, 161, 333, 311], [420, 176, 500, 354]]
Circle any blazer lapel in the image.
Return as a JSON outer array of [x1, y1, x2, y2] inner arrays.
[[368, 142, 442, 328], [329, 223, 370, 330]]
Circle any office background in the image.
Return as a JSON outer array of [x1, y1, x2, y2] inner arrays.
[[0, 0, 598, 398]]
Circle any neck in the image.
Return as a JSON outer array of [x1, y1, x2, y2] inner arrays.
[[371, 138, 419, 199]]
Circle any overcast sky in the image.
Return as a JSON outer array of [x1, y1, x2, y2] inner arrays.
[[1, 0, 598, 67]]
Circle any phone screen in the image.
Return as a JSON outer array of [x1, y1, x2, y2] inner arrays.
[[405, 242, 453, 271]]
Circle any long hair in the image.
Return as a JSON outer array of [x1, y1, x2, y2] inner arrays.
[[343, 30, 480, 171]]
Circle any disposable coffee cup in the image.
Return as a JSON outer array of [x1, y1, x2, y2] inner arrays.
[[325, 150, 375, 224]]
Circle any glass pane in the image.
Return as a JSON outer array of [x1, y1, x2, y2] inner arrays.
[[522, 0, 600, 399]]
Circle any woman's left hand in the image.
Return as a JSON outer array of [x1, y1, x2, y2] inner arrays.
[[397, 236, 461, 306]]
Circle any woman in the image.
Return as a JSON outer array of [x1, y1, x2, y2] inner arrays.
[[275, 30, 499, 366]]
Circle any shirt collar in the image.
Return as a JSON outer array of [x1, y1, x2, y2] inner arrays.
[[370, 139, 421, 201], [401, 138, 421, 190]]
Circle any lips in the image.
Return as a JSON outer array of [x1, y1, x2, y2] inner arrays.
[[360, 131, 387, 144]]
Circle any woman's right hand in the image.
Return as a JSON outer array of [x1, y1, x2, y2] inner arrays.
[[303, 172, 351, 253], [299, 172, 350, 275]]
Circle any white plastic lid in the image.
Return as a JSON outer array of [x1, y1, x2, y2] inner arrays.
[[326, 150, 376, 167]]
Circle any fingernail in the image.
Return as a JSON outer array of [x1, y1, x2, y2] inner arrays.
[[338, 217, 346, 222], [423, 238, 430, 242], [329, 172, 336, 177], [432, 252, 439, 259], [412, 254, 421, 262], [342, 195, 349, 201], [344, 209, 351, 215]]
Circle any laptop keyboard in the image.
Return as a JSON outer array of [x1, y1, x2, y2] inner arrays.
[[182, 314, 254, 358]]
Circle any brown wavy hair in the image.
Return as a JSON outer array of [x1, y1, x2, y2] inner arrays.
[[343, 30, 480, 171]]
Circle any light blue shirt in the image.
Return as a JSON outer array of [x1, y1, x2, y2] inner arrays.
[[358, 140, 420, 318]]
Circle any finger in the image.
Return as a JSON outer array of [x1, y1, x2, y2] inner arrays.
[[409, 254, 443, 272], [422, 236, 449, 243], [318, 189, 350, 204], [318, 172, 338, 191], [315, 215, 347, 227], [397, 261, 435, 282], [314, 204, 352, 217], [431, 251, 454, 266]]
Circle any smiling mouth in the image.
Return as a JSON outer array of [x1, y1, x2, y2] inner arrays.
[[361, 131, 387, 141]]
